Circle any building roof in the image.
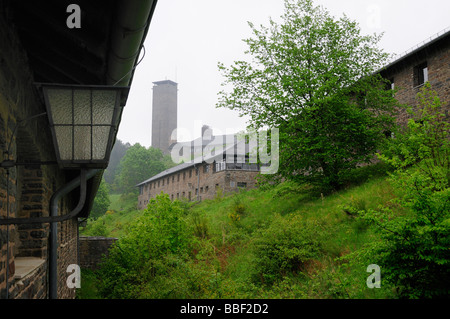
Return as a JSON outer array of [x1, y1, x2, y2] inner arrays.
[[137, 136, 258, 186], [8, 0, 158, 217], [153, 80, 178, 86], [380, 27, 450, 74]]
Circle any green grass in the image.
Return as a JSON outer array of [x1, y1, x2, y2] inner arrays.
[[76, 269, 102, 299], [79, 163, 402, 299], [80, 192, 145, 238]]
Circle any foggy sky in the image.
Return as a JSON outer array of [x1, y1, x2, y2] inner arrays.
[[117, 0, 450, 147]]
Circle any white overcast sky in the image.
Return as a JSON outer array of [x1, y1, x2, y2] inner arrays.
[[116, 0, 450, 147]]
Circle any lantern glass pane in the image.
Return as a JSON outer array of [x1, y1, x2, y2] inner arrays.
[[47, 89, 72, 125], [92, 90, 117, 125], [74, 89, 91, 124], [92, 126, 110, 160], [54, 126, 73, 160], [74, 126, 92, 160]]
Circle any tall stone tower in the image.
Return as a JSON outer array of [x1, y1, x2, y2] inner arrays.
[[151, 80, 178, 154]]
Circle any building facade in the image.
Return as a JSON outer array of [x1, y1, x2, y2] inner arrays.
[[138, 159, 260, 209], [151, 80, 178, 155], [379, 29, 450, 126], [0, 0, 157, 299], [138, 133, 260, 208], [139, 29, 450, 209]]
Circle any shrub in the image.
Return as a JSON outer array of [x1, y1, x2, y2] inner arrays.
[[252, 214, 324, 285], [97, 193, 191, 298], [353, 84, 450, 298]]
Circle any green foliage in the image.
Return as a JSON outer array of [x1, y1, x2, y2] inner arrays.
[[103, 139, 130, 184], [252, 214, 324, 285], [113, 143, 174, 194], [217, 0, 397, 193], [87, 221, 108, 237], [228, 194, 247, 223], [76, 269, 102, 299], [90, 178, 111, 219], [80, 161, 415, 299], [351, 84, 450, 298], [97, 193, 191, 298]]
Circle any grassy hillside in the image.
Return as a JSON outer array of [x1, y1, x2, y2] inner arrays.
[[80, 193, 144, 238], [79, 163, 403, 299]]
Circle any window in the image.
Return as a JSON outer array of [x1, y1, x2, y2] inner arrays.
[[237, 182, 247, 188], [177, 193, 179, 199], [414, 61, 428, 87], [205, 186, 209, 193], [172, 176, 174, 182], [189, 169, 192, 178], [167, 177, 170, 185], [203, 165, 209, 173], [158, 181, 160, 187], [183, 171, 186, 180], [200, 187, 203, 193], [177, 173, 180, 182], [215, 161, 226, 172], [162, 179, 164, 186], [182, 191, 185, 197], [388, 77, 394, 90]]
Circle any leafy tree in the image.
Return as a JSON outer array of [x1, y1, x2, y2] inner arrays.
[[98, 193, 190, 298], [104, 139, 130, 185], [90, 178, 111, 219], [217, 0, 398, 193], [348, 84, 450, 298], [114, 143, 174, 194]]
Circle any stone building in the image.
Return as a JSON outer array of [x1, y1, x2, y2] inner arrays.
[[138, 28, 450, 209], [0, 0, 157, 299], [151, 80, 178, 155], [137, 134, 260, 209], [379, 28, 450, 125]]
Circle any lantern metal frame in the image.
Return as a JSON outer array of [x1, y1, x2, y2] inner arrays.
[[39, 83, 129, 169]]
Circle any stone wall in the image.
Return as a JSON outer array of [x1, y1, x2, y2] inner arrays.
[[381, 37, 450, 126], [79, 236, 117, 270], [138, 161, 260, 209], [0, 7, 79, 299]]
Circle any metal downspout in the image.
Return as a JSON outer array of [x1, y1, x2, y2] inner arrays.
[[49, 168, 100, 299]]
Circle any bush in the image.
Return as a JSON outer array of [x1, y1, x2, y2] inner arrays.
[[353, 84, 450, 298], [97, 193, 191, 298], [252, 214, 325, 285]]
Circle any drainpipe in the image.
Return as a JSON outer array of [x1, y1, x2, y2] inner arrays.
[[0, 168, 99, 299], [48, 168, 99, 299]]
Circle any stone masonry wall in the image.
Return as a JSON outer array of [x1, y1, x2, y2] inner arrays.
[[382, 40, 450, 126], [138, 162, 260, 209], [0, 7, 79, 299], [79, 236, 118, 270]]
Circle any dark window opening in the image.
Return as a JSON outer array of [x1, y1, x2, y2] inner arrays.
[[237, 182, 247, 188], [414, 61, 428, 87]]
